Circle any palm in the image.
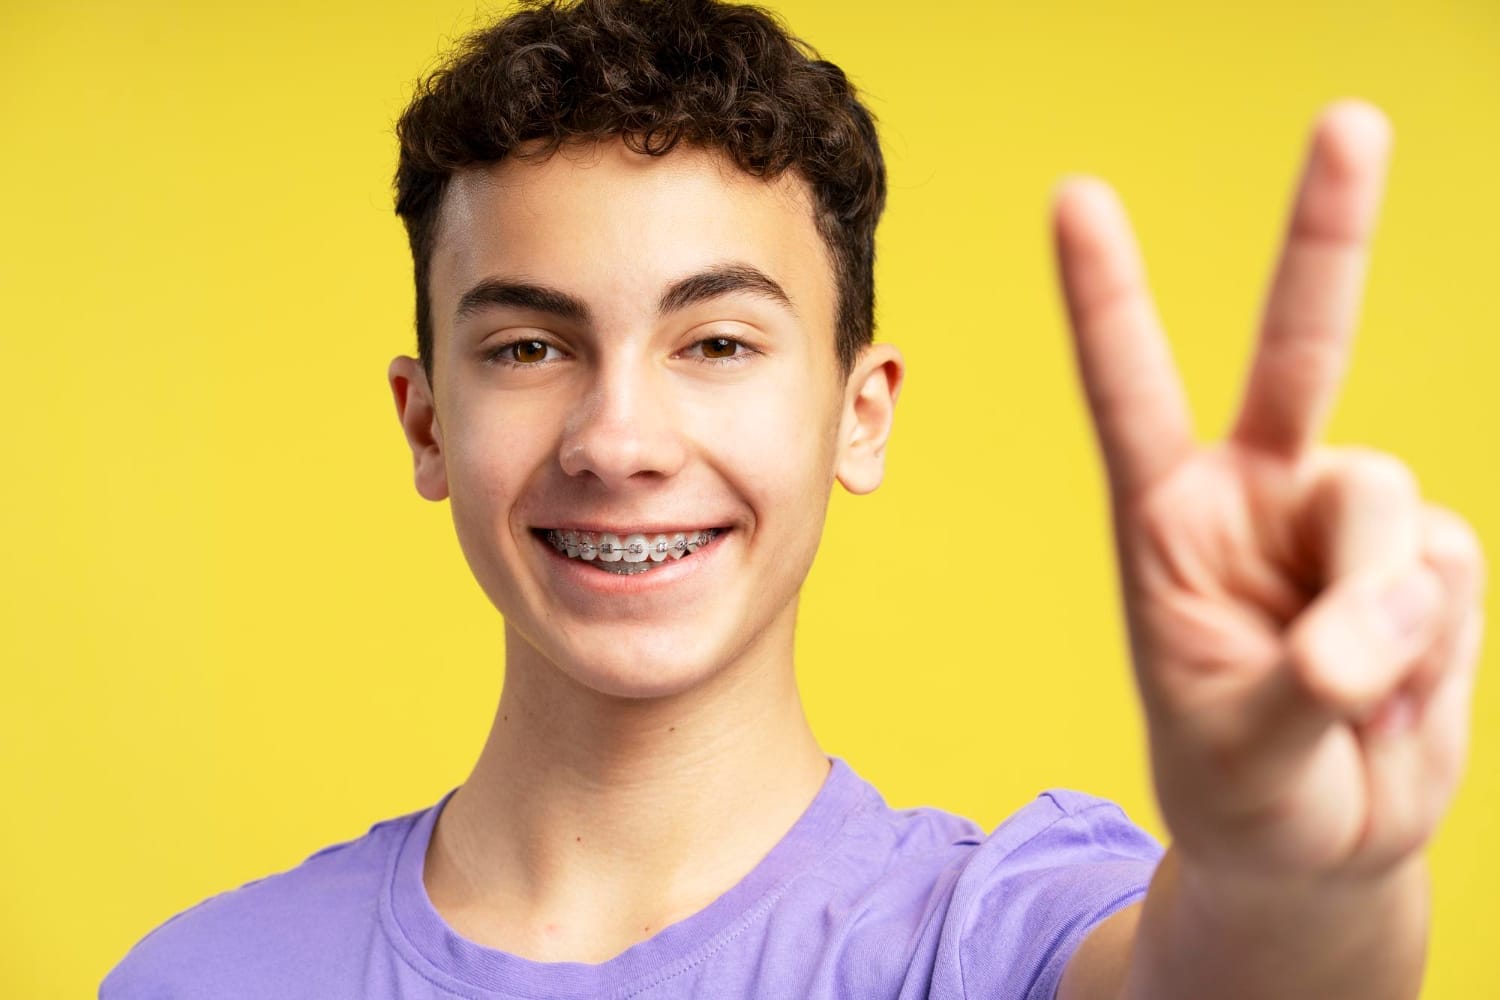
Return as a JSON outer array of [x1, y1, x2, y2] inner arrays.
[[1053, 103, 1486, 884]]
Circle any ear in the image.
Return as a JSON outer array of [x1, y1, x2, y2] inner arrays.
[[388, 356, 449, 501], [835, 342, 905, 495]]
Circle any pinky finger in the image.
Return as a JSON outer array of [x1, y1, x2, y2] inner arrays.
[[1401, 506, 1487, 706], [1414, 605, 1485, 791], [1349, 604, 1483, 870]]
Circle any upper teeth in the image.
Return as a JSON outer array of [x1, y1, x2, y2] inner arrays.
[[546, 529, 718, 563]]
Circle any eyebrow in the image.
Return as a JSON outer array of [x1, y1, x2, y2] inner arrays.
[[656, 262, 795, 316], [453, 280, 591, 325], [451, 262, 795, 327]]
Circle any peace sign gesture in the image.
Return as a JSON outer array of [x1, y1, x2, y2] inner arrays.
[[1053, 102, 1487, 884]]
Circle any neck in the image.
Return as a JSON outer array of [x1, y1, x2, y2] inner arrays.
[[423, 609, 828, 961]]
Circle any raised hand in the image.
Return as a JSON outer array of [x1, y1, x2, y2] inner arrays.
[[1052, 102, 1487, 883]]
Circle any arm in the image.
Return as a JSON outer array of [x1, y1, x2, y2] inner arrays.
[[1049, 101, 1486, 1000], [1061, 851, 1427, 1000]]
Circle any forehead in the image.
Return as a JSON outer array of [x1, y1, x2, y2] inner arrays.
[[429, 140, 835, 331]]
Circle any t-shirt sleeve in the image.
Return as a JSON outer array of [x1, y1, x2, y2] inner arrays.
[[932, 789, 1163, 1000]]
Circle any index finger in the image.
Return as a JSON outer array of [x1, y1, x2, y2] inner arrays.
[[1053, 177, 1195, 502], [1230, 101, 1393, 460]]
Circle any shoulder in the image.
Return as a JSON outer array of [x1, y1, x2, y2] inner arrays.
[[777, 771, 1157, 1000], [100, 805, 427, 1000], [940, 789, 1163, 1000], [971, 789, 1164, 867]]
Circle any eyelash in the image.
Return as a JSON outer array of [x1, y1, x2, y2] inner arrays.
[[482, 337, 758, 368], [483, 339, 564, 367], [683, 337, 757, 366]]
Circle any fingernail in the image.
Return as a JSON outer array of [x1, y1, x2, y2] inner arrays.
[[1376, 571, 1439, 639], [1051, 173, 1103, 205], [1362, 691, 1418, 739], [1052, 172, 1087, 196]]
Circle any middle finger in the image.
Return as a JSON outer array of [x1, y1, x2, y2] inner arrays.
[[1230, 101, 1392, 461]]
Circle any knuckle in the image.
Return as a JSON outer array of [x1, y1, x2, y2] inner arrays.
[[1336, 447, 1420, 504], [1300, 446, 1422, 528], [1422, 504, 1487, 594], [1422, 503, 1479, 551]]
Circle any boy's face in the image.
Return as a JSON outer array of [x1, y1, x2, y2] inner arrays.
[[390, 139, 901, 699]]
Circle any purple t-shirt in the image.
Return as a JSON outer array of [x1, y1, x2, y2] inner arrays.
[[102, 756, 1162, 999]]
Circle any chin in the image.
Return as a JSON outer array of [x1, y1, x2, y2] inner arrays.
[[547, 629, 744, 701], [561, 644, 729, 701]]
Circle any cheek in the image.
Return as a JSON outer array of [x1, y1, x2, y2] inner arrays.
[[442, 394, 551, 522], [712, 370, 839, 530]]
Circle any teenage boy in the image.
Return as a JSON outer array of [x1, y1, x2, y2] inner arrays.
[[103, 0, 1486, 998]]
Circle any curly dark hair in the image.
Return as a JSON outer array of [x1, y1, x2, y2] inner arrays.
[[392, 0, 886, 379]]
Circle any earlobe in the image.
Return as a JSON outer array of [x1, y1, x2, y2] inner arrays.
[[835, 343, 905, 495], [387, 356, 449, 502]]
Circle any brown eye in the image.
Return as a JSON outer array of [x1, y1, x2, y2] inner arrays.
[[700, 337, 738, 359], [513, 340, 549, 363]]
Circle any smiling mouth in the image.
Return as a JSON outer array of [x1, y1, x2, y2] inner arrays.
[[534, 528, 726, 575]]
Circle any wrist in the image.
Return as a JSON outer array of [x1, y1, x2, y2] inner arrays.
[[1172, 845, 1428, 909], [1166, 845, 1430, 952], [1119, 848, 1430, 1000]]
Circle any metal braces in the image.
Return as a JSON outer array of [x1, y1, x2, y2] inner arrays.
[[545, 529, 718, 559]]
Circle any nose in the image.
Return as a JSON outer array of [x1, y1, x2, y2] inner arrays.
[[558, 360, 687, 486]]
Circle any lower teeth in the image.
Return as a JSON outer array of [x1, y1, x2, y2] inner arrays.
[[593, 560, 655, 575]]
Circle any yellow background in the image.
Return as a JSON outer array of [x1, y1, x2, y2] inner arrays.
[[3, 1, 1497, 995]]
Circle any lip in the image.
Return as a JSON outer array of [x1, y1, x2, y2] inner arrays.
[[530, 526, 731, 598], [535, 523, 729, 536]]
